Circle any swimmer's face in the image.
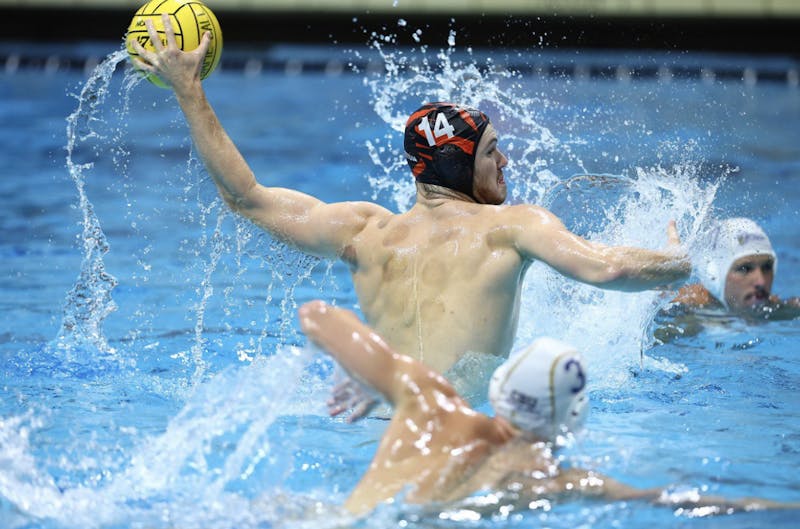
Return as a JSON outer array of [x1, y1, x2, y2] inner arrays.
[[472, 124, 508, 205], [724, 254, 775, 310]]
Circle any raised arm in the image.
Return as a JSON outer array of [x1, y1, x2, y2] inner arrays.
[[508, 205, 690, 291], [298, 301, 419, 406], [128, 16, 388, 259]]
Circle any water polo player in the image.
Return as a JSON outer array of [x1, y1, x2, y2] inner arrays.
[[299, 300, 797, 514], [131, 18, 690, 419], [672, 218, 799, 314], [404, 102, 499, 203]]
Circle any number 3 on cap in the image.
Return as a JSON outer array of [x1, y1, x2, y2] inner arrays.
[[565, 358, 586, 394], [418, 113, 456, 146]]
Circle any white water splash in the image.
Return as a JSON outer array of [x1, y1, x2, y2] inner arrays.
[[56, 50, 129, 356], [0, 348, 348, 529], [522, 162, 723, 386]]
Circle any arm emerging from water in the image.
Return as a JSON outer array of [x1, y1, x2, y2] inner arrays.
[[508, 206, 690, 291], [128, 16, 388, 259], [498, 467, 800, 515], [558, 468, 798, 512], [298, 300, 423, 409]]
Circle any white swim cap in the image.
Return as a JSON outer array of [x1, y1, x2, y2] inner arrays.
[[488, 337, 589, 443], [695, 218, 777, 308]]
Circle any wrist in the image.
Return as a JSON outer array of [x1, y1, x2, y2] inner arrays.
[[173, 78, 204, 103]]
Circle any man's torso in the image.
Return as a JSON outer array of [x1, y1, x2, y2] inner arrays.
[[347, 201, 528, 373]]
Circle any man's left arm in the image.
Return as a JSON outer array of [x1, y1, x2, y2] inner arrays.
[[509, 206, 690, 291]]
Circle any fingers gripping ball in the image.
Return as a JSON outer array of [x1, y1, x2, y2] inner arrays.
[[126, 0, 222, 87]]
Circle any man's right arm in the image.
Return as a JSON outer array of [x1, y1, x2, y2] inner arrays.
[[174, 79, 260, 214], [130, 18, 388, 259], [131, 19, 255, 210], [172, 83, 387, 258], [301, 301, 446, 422], [298, 301, 419, 407]]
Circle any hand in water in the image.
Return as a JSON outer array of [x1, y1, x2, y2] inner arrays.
[[327, 376, 379, 423], [128, 13, 210, 90]]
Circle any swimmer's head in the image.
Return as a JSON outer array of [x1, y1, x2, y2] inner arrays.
[[696, 218, 777, 309], [488, 337, 589, 443], [404, 102, 491, 201]]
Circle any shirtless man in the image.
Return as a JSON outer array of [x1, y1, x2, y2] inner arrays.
[[129, 20, 689, 385], [299, 300, 798, 515]]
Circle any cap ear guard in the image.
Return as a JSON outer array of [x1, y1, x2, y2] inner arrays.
[[489, 337, 589, 443]]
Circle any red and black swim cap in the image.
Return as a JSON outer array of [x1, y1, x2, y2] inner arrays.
[[403, 102, 491, 201]]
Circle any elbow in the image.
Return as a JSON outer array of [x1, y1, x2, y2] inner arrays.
[[221, 193, 242, 213], [219, 175, 260, 214]]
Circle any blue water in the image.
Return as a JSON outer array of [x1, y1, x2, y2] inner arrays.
[[1, 39, 799, 529]]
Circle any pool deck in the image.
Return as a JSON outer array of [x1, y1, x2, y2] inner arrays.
[[1, 0, 799, 54]]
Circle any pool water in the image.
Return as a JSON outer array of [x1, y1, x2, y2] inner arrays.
[[1, 38, 799, 529]]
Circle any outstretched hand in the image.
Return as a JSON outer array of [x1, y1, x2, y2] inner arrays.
[[128, 13, 211, 91]]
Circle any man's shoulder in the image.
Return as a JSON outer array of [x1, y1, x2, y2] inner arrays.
[[481, 203, 559, 234], [467, 202, 550, 221], [348, 200, 393, 218]]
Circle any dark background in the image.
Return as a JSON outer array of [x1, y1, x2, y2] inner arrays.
[[3, 6, 799, 55]]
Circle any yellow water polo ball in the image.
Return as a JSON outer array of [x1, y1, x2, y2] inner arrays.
[[126, 0, 223, 88]]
